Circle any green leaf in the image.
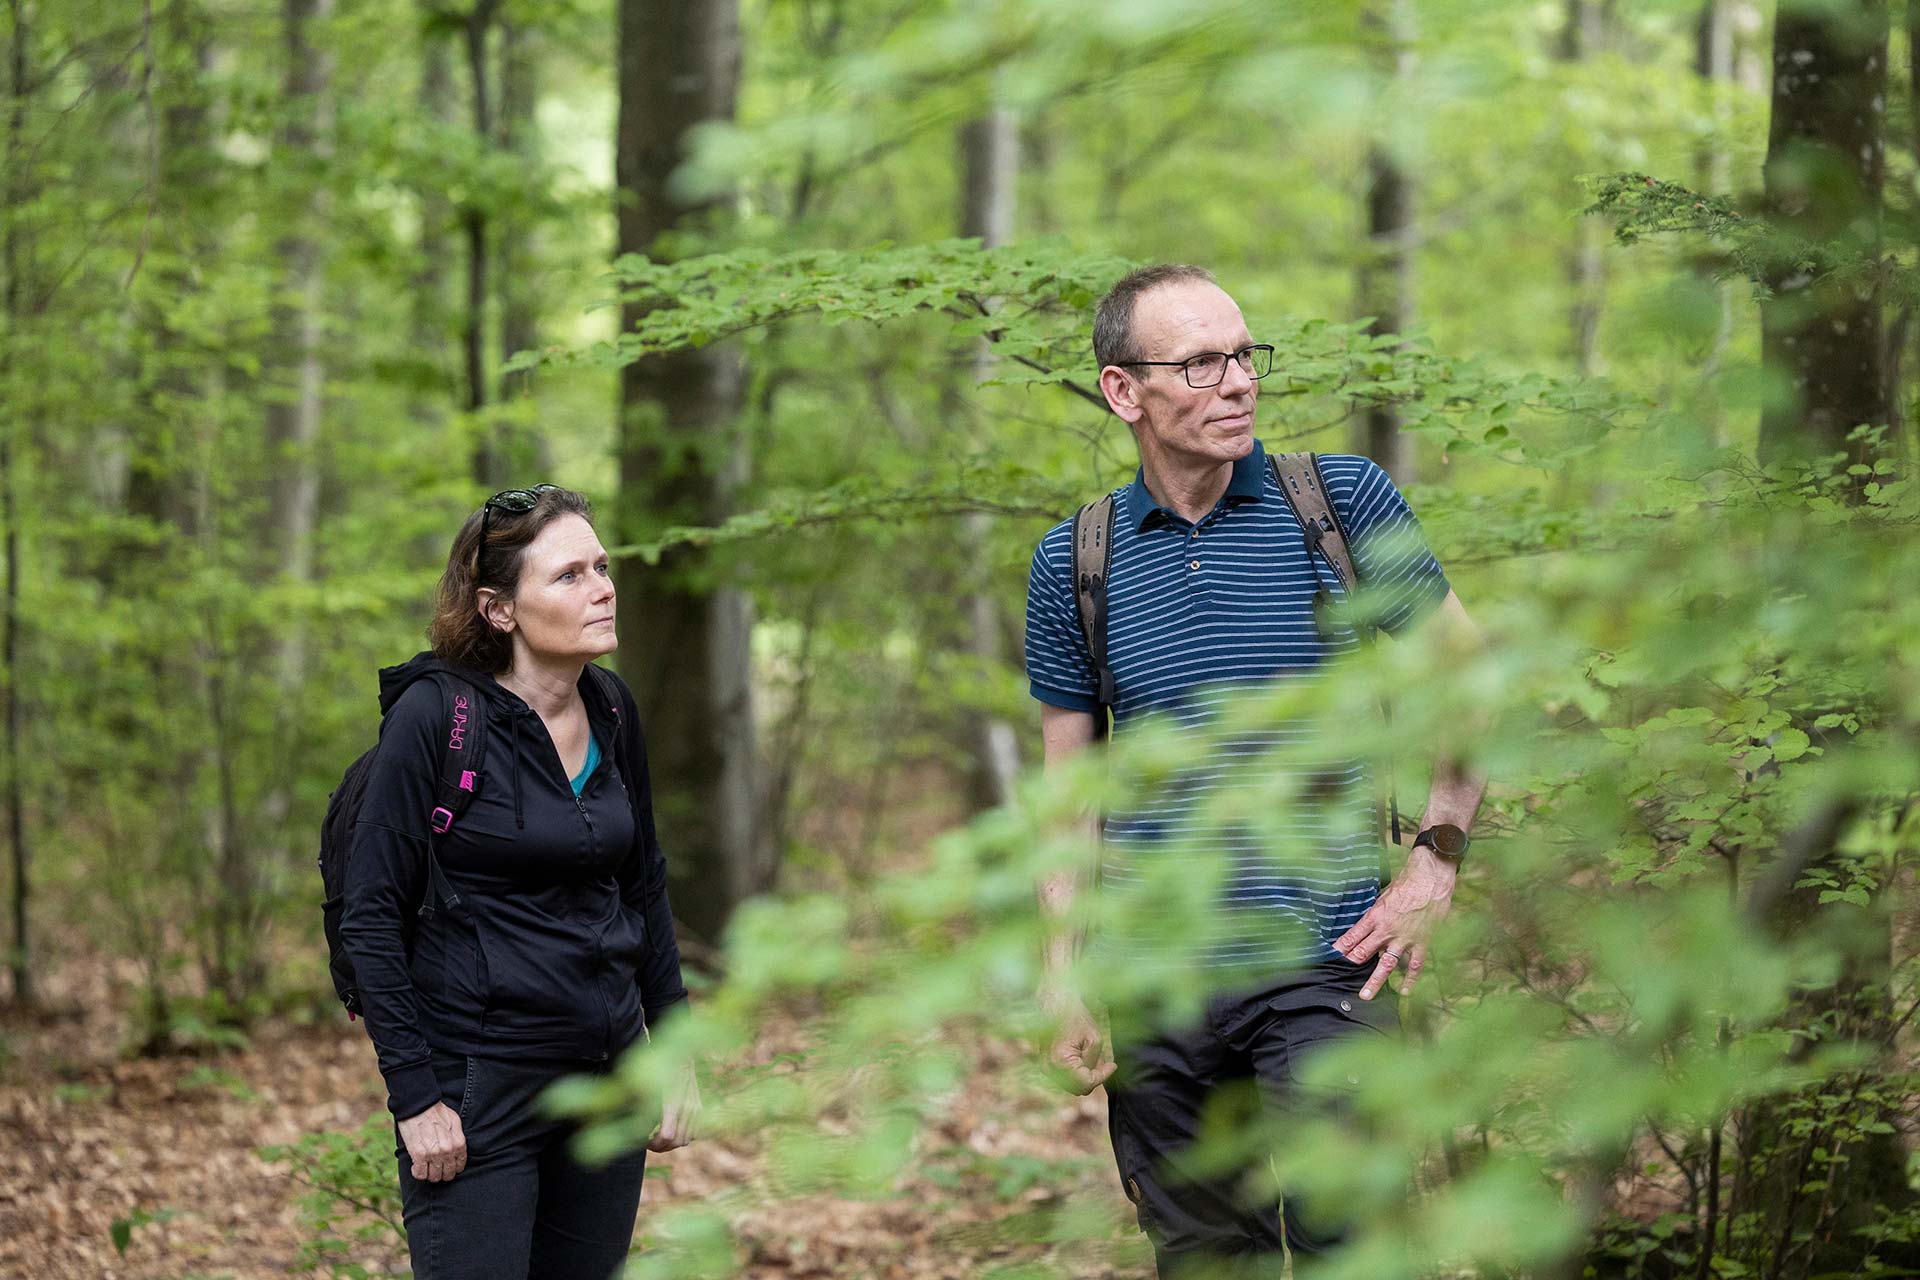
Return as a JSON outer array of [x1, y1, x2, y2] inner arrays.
[[1772, 728, 1811, 762]]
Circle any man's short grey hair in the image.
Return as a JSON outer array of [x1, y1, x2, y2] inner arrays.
[[1092, 264, 1217, 371]]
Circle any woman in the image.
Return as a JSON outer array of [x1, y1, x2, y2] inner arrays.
[[340, 484, 699, 1279]]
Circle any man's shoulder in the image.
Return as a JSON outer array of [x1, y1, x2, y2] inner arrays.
[[1305, 452, 1387, 483]]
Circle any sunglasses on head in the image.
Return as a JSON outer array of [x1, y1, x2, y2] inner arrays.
[[476, 484, 559, 568]]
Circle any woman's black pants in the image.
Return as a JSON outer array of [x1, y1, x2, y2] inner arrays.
[[397, 1051, 649, 1280]]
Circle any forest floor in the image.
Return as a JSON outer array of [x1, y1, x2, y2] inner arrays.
[[0, 994, 1150, 1279], [0, 764, 1157, 1279]]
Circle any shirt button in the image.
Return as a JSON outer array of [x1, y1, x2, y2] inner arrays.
[[1189, 559, 1201, 571], [1339, 998, 1353, 1012]]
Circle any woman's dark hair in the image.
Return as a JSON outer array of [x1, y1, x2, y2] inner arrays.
[[429, 486, 596, 672]]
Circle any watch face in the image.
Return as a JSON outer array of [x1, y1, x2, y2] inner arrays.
[[1427, 824, 1469, 856]]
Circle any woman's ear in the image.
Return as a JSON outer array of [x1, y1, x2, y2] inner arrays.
[[477, 586, 514, 635]]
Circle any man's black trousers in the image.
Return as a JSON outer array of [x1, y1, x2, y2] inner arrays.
[[1104, 955, 1398, 1278], [396, 1050, 649, 1279]]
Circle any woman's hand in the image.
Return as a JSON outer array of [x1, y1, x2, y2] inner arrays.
[[647, 1062, 700, 1152], [398, 1101, 468, 1182]]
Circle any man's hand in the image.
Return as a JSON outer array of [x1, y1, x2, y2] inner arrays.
[[647, 1061, 701, 1152], [1333, 846, 1457, 1000], [1041, 988, 1116, 1094], [398, 1100, 468, 1183]]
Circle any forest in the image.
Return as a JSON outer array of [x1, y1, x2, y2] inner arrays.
[[2, 0, 1919, 1277]]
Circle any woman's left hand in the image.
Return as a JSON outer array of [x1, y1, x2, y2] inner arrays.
[[647, 1062, 700, 1152]]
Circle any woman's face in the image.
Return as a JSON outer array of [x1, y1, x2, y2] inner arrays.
[[483, 513, 617, 666]]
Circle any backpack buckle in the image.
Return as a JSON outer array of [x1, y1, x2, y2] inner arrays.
[[430, 806, 454, 834]]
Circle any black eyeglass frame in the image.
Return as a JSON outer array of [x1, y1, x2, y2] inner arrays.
[[1115, 343, 1276, 389], [476, 483, 559, 570]]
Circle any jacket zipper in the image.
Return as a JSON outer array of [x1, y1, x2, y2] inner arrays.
[[575, 787, 613, 1060]]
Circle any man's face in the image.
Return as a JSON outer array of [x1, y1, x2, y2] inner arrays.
[[1102, 281, 1259, 469]]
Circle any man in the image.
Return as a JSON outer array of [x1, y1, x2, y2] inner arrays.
[[1026, 264, 1486, 1276]]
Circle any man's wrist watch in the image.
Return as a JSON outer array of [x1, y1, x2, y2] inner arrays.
[[1412, 823, 1470, 861]]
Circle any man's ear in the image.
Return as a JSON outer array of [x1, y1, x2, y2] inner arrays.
[[1100, 365, 1145, 425], [477, 587, 514, 635]]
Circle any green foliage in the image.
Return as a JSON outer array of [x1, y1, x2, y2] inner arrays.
[[108, 1206, 181, 1258], [258, 1114, 408, 1279]]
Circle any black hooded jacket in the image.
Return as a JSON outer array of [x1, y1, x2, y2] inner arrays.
[[339, 654, 688, 1121]]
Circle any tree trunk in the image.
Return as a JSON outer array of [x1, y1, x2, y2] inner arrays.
[[1359, 1, 1420, 479], [255, 0, 332, 885], [1737, 16, 1911, 1271], [497, 14, 548, 473], [2, 0, 31, 1006], [1354, 0, 1415, 481], [126, 0, 221, 1015], [957, 104, 1021, 812], [1696, 0, 1738, 444], [1357, 142, 1414, 478], [411, 2, 455, 428], [1758, 0, 1887, 472], [464, 0, 500, 487], [1562, 0, 1609, 378], [615, 0, 763, 949], [1733, 0, 1765, 96]]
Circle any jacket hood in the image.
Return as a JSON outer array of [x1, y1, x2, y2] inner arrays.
[[376, 652, 510, 716]]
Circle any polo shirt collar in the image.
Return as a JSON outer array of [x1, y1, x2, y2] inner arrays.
[[1125, 439, 1268, 533]]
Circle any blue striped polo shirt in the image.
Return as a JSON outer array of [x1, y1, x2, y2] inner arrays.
[[1024, 441, 1450, 972]]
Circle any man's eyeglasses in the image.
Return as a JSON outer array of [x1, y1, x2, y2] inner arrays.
[[477, 484, 558, 567], [1117, 344, 1275, 389]]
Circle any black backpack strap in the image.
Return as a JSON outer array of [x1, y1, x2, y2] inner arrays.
[[420, 673, 486, 923], [1071, 494, 1119, 737], [1268, 452, 1403, 851]]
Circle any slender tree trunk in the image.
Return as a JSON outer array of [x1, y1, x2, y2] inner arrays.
[[268, 0, 330, 592], [497, 14, 548, 473], [2, 0, 31, 1006], [1733, 0, 1765, 96], [957, 103, 1020, 812], [1697, 0, 1738, 444], [127, 0, 218, 1018], [1758, 0, 1887, 472], [464, 0, 499, 486], [259, 0, 331, 797], [126, 1, 214, 543], [1354, 0, 1417, 479], [1696, 0, 1734, 196], [615, 0, 763, 948], [1562, 0, 1609, 377], [411, 2, 455, 427]]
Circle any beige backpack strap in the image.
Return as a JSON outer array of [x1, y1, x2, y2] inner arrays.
[[1070, 495, 1118, 732], [1268, 451, 1360, 594]]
